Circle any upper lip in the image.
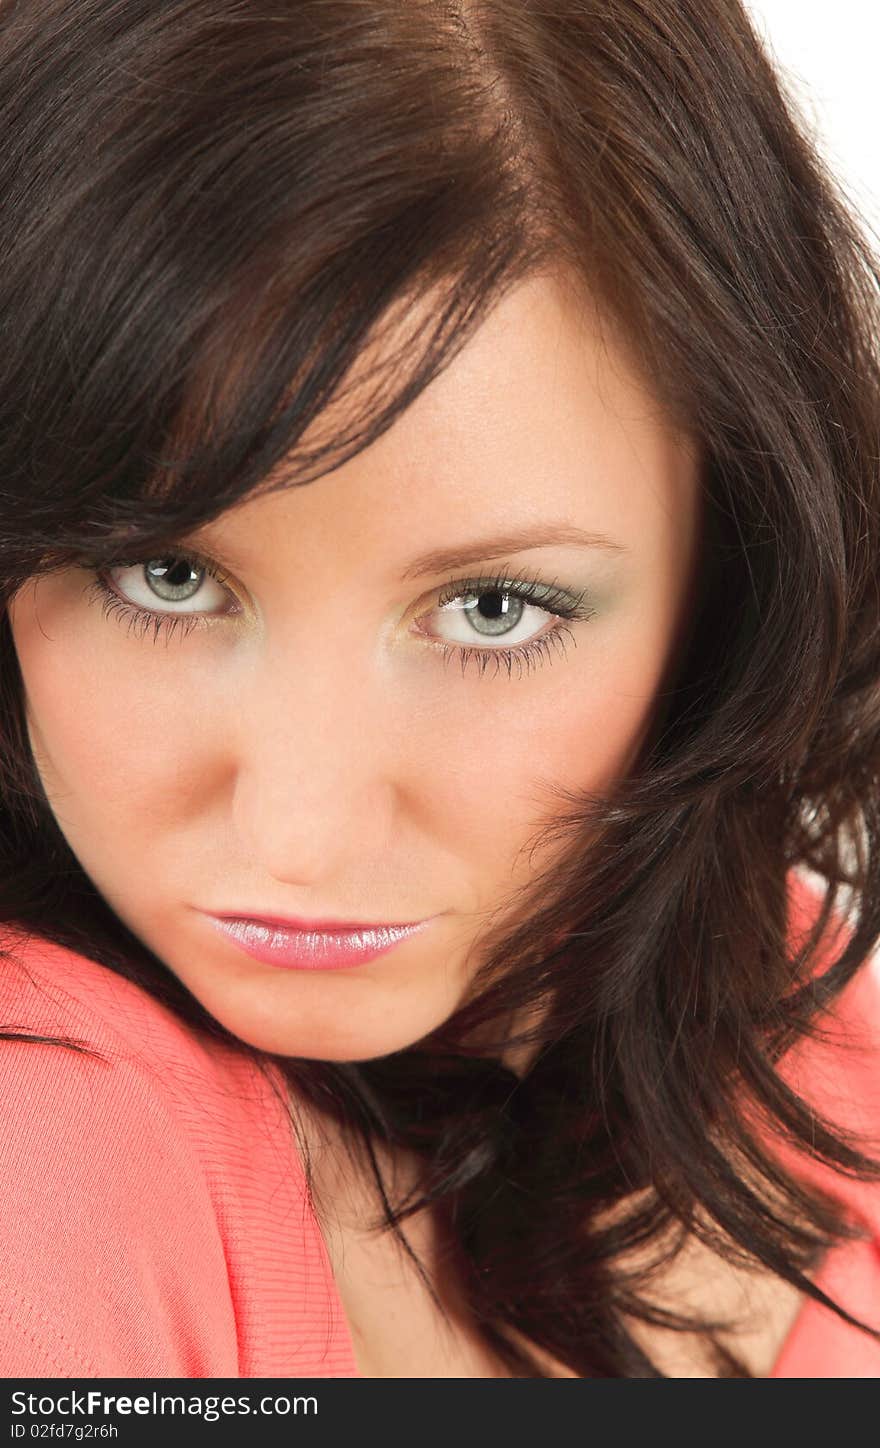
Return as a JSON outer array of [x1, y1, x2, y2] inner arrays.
[[206, 911, 431, 933]]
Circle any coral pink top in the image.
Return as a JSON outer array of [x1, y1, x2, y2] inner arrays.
[[0, 873, 878, 1378]]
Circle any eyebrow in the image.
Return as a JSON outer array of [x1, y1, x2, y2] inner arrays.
[[400, 524, 629, 580]]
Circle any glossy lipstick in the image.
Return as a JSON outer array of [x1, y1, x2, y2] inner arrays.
[[204, 914, 433, 970]]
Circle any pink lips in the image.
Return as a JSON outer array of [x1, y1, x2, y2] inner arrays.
[[204, 914, 433, 970]]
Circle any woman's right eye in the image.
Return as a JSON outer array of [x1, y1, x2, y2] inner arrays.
[[81, 551, 241, 643], [102, 556, 237, 615], [111, 553, 235, 611]]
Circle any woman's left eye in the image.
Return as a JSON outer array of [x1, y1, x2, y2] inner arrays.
[[84, 554, 597, 678], [417, 570, 596, 678]]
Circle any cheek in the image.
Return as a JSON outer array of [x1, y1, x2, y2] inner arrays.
[[23, 666, 186, 843], [10, 591, 198, 841], [417, 609, 670, 894]]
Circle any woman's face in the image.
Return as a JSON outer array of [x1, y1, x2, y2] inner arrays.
[[8, 271, 701, 1061]]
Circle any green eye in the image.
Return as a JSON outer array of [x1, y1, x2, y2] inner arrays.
[[83, 550, 597, 679], [423, 567, 596, 680]]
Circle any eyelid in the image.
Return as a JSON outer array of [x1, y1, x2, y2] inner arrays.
[[433, 560, 591, 614], [90, 547, 596, 635], [107, 546, 229, 582], [101, 549, 241, 611], [97, 548, 591, 611], [82, 544, 598, 677]]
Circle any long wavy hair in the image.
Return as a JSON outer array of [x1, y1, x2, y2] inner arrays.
[[2, 0, 880, 1377]]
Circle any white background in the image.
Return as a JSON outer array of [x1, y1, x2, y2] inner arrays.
[[745, 3, 880, 967], [744, 1, 880, 252]]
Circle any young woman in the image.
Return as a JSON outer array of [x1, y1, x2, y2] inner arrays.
[[1, 0, 879, 1378]]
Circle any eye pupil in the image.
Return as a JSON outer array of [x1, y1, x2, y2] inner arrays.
[[478, 591, 505, 620], [145, 556, 202, 600], [466, 589, 524, 636], [148, 558, 190, 585]]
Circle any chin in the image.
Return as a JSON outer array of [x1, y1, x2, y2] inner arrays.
[[204, 1001, 453, 1064]]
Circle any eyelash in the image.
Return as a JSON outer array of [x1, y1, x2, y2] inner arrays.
[[431, 566, 594, 679], [82, 554, 597, 679]]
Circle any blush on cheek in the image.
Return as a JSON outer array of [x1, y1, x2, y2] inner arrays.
[[20, 646, 176, 848]]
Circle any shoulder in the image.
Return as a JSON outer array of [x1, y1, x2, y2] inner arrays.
[[782, 870, 880, 1110], [0, 926, 293, 1375], [0, 922, 241, 1087], [777, 870, 880, 1223]]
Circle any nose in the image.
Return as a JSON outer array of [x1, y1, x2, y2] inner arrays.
[[228, 636, 398, 887]]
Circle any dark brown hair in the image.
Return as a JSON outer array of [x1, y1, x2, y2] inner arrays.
[[2, 0, 880, 1376]]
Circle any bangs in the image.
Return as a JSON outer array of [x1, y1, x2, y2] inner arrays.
[[0, 0, 559, 594], [58, 239, 539, 573]]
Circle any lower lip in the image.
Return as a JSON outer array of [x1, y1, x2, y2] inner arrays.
[[204, 915, 433, 970]]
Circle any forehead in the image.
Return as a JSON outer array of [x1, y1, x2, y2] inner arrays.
[[193, 267, 701, 572]]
